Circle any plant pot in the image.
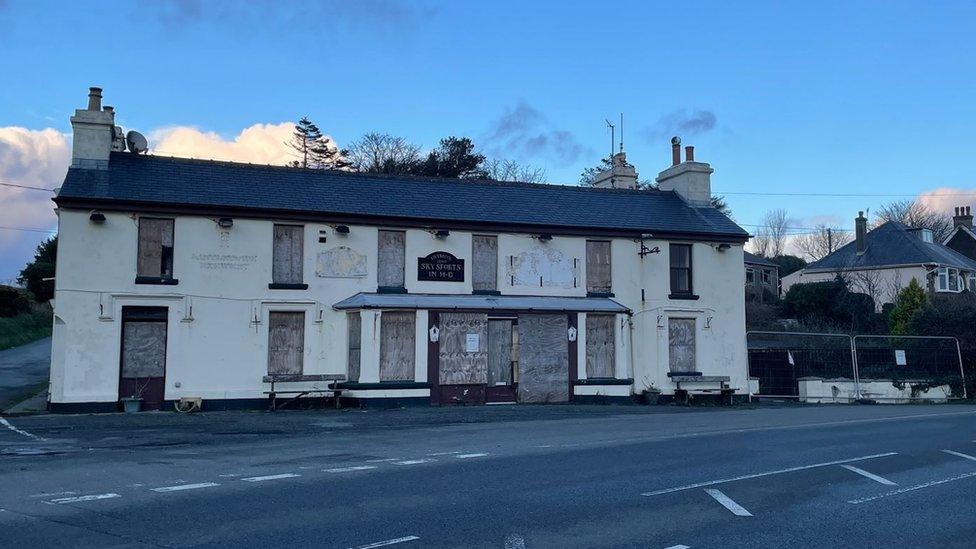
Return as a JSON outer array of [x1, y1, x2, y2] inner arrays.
[[642, 390, 661, 405], [122, 397, 142, 413]]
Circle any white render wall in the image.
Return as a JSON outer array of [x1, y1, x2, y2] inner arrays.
[[50, 208, 748, 405], [782, 266, 930, 310]]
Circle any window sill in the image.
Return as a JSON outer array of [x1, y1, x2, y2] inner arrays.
[[586, 291, 615, 298], [268, 283, 309, 290], [377, 286, 408, 294], [135, 276, 179, 285], [668, 293, 700, 300], [472, 289, 501, 296]]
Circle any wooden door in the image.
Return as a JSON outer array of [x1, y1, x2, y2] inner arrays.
[[437, 313, 488, 404], [486, 319, 517, 403], [585, 314, 615, 378], [379, 311, 415, 381], [517, 314, 569, 403], [119, 306, 168, 410], [268, 312, 305, 375]]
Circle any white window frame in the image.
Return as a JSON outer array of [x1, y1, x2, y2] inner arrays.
[[937, 266, 963, 293], [761, 270, 771, 284], [968, 273, 976, 292], [745, 268, 755, 284]]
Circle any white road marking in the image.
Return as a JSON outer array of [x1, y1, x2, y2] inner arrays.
[[664, 545, 691, 549], [456, 453, 489, 459], [28, 491, 77, 499], [704, 489, 753, 516], [49, 493, 120, 504], [504, 533, 527, 549], [218, 473, 241, 478], [349, 535, 420, 548], [366, 458, 400, 463], [241, 473, 300, 482], [840, 464, 897, 486], [0, 417, 45, 441], [394, 459, 434, 466], [642, 452, 897, 496], [151, 482, 220, 492], [326, 465, 378, 473], [942, 449, 976, 462], [427, 451, 462, 456], [848, 471, 976, 504]]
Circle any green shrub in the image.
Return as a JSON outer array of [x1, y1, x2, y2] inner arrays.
[[0, 286, 31, 318], [0, 306, 53, 350]]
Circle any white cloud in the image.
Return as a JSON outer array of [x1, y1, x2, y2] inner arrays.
[[0, 127, 66, 282], [149, 122, 305, 166], [917, 187, 976, 217]]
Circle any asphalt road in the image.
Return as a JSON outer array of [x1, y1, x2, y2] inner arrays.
[[0, 336, 50, 410], [2, 404, 976, 548]]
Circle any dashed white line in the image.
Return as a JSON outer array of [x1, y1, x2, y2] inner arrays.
[[456, 453, 489, 459], [241, 473, 300, 482], [326, 465, 378, 473], [427, 451, 462, 456], [28, 491, 77, 499], [664, 545, 691, 549], [349, 535, 420, 548], [704, 489, 753, 517], [642, 452, 898, 496], [151, 482, 220, 493], [218, 473, 241, 478], [942, 449, 976, 462], [848, 471, 976, 504], [840, 464, 897, 486], [0, 417, 45, 441], [394, 459, 434, 466], [49, 493, 120, 504], [366, 458, 400, 463]]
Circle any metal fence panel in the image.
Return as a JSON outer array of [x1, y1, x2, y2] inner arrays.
[[747, 331, 856, 402], [853, 335, 967, 401]]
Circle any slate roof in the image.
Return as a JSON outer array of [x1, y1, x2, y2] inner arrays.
[[54, 152, 749, 240], [743, 251, 778, 268], [805, 221, 976, 271]]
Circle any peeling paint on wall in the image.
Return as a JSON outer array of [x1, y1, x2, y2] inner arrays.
[[316, 246, 367, 278], [507, 246, 579, 288]]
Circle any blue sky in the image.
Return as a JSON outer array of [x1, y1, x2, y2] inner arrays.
[[2, 0, 976, 281]]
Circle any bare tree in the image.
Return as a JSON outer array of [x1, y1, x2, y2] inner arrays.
[[874, 199, 953, 241], [751, 209, 791, 257], [348, 132, 422, 175], [484, 158, 546, 183], [794, 225, 853, 261]]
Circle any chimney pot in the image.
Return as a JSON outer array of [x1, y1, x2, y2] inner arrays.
[[671, 136, 681, 166], [87, 87, 103, 111], [855, 211, 868, 255], [103, 106, 114, 114], [684, 146, 695, 162]]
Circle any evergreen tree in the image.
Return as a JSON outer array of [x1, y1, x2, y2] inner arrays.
[[889, 278, 927, 335], [17, 236, 57, 302], [286, 117, 352, 170], [413, 137, 487, 179]]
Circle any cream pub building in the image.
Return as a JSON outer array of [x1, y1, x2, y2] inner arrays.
[[48, 88, 750, 412]]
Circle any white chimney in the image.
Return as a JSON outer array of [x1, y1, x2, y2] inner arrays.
[[654, 136, 713, 207], [70, 86, 116, 169], [592, 152, 637, 189]]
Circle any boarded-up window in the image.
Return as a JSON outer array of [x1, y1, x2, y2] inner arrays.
[[586, 240, 612, 294], [268, 311, 305, 375], [517, 314, 569, 403], [377, 230, 406, 288], [273, 225, 304, 284], [347, 312, 361, 382], [669, 243, 693, 295], [121, 321, 167, 378], [379, 311, 415, 381], [472, 235, 498, 292], [439, 313, 488, 384], [668, 318, 696, 373], [585, 314, 615, 378], [488, 319, 516, 386], [137, 218, 175, 279]]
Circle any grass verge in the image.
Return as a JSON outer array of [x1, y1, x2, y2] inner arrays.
[[0, 307, 53, 351]]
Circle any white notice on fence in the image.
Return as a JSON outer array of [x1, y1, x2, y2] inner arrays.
[[895, 350, 907, 366], [465, 333, 480, 353]]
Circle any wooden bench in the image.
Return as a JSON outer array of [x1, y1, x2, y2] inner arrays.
[[669, 375, 737, 405], [262, 374, 346, 411]]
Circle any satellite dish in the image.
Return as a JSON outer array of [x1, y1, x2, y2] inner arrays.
[[126, 130, 149, 154]]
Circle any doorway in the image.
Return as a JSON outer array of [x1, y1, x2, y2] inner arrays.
[[118, 306, 168, 411]]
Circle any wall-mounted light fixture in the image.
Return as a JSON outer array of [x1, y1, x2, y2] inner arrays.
[[434, 229, 450, 239], [334, 225, 350, 235], [538, 233, 553, 242], [89, 211, 106, 223], [217, 217, 234, 229], [716, 243, 731, 252]]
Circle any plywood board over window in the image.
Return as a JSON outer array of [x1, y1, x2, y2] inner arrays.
[[377, 230, 406, 289], [586, 240, 612, 294], [585, 314, 615, 378], [439, 313, 488, 384], [472, 235, 498, 292], [347, 312, 361, 382], [518, 314, 569, 403], [487, 319, 515, 386], [380, 311, 415, 381], [272, 225, 304, 284], [668, 318, 696, 373], [268, 311, 305, 375], [137, 218, 174, 278]]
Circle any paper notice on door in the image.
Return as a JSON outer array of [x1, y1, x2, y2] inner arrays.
[[895, 350, 907, 366], [465, 333, 480, 353]]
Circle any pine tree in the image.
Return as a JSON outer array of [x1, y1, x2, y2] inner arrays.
[[286, 117, 352, 170], [889, 278, 927, 335]]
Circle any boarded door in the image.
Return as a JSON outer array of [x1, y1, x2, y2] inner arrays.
[[377, 230, 406, 288], [439, 313, 488, 385], [585, 314, 615, 378], [586, 240, 611, 294], [668, 318, 696, 373], [380, 311, 415, 380], [472, 235, 498, 292], [486, 319, 518, 403], [518, 314, 569, 403], [272, 225, 304, 284], [119, 306, 168, 410], [347, 312, 361, 382], [268, 312, 305, 375]]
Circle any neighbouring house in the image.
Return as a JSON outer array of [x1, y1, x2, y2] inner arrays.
[[743, 251, 779, 301], [782, 211, 976, 309], [48, 88, 750, 412], [944, 205, 976, 261]]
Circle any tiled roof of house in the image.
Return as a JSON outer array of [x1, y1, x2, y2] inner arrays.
[[54, 152, 749, 239], [743, 251, 778, 268], [805, 221, 976, 271]]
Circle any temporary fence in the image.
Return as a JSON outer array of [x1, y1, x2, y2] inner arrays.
[[747, 331, 967, 402]]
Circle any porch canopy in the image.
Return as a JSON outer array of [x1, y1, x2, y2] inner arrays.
[[333, 292, 630, 314]]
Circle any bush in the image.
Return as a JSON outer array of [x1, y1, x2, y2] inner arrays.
[[0, 286, 31, 318], [0, 305, 52, 350], [780, 277, 885, 333]]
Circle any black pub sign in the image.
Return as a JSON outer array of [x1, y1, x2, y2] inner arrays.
[[417, 252, 465, 282]]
